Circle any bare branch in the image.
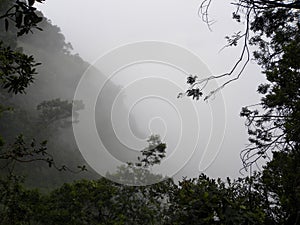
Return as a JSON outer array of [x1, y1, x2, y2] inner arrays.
[[0, 135, 87, 174], [198, 0, 215, 30], [181, 6, 253, 101], [191, 0, 300, 173]]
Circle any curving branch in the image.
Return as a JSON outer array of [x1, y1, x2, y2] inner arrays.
[[179, 5, 252, 101], [235, 0, 300, 10], [183, 0, 300, 173], [198, 0, 214, 30], [240, 133, 286, 173], [239, 101, 297, 173], [0, 135, 87, 173], [182, 0, 300, 101]]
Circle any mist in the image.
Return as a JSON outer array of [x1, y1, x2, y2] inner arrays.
[[0, 1, 266, 188], [36, 0, 266, 180], [1, 1, 298, 223]]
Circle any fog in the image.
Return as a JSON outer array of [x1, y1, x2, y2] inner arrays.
[[31, 0, 267, 181]]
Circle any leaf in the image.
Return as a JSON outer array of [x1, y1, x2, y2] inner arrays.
[[177, 93, 183, 98], [24, 15, 30, 26], [28, 0, 35, 6], [5, 18, 8, 31], [15, 11, 23, 28]]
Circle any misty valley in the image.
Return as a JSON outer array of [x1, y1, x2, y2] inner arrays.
[[0, 0, 299, 224]]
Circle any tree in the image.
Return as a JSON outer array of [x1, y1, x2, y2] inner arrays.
[[36, 135, 173, 225], [0, 0, 57, 176], [181, 0, 300, 170], [0, 0, 90, 181], [181, 0, 300, 101], [0, 0, 44, 95], [261, 150, 300, 224], [106, 134, 167, 185], [238, 2, 300, 169], [191, 1, 300, 224], [168, 174, 271, 225], [180, 2, 300, 223], [0, 173, 42, 224]]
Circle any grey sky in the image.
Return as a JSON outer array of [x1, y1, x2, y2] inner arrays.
[[37, 0, 266, 180]]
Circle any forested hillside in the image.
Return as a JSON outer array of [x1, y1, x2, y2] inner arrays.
[[0, 0, 140, 189]]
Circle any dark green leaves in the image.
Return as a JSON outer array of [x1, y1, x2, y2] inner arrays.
[[232, 12, 241, 22], [0, 0, 44, 36], [4, 18, 8, 31], [186, 88, 203, 100], [28, 0, 35, 6], [187, 75, 197, 85], [139, 134, 166, 167], [0, 41, 40, 94], [257, 84, 270, 94], [37, 98, 84, 127], [15, 10, 23, 28]]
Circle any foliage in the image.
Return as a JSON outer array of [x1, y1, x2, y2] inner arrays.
[[0, 0, 43, 95], [107, 134, 167, 185], [138, 134, 166, 167], [239, 2, 300, 168], [0, 171, 285, 225], [0, 114, 298, 224], [0, 0, 44, 36], [261, 150, 300, 224], [168, 174, 269, 225], [0, 135, 173, 224], [32, 178, 174, 225], [0, 0, 51, 178], [0, 135, 48, 167], [0, 174, 42, 225], [37, 98, 84, 128], [0, 41, 39, 94], [181, 0, 300, 101], [184, 1, 300, 224], [0, 0, 98, 188]]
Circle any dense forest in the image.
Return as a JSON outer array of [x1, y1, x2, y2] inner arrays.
[[0, 0, 299, 224], [0, 0, 146, 190]]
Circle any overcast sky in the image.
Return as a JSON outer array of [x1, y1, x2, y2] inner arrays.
[[37, 0, 266, 180]]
